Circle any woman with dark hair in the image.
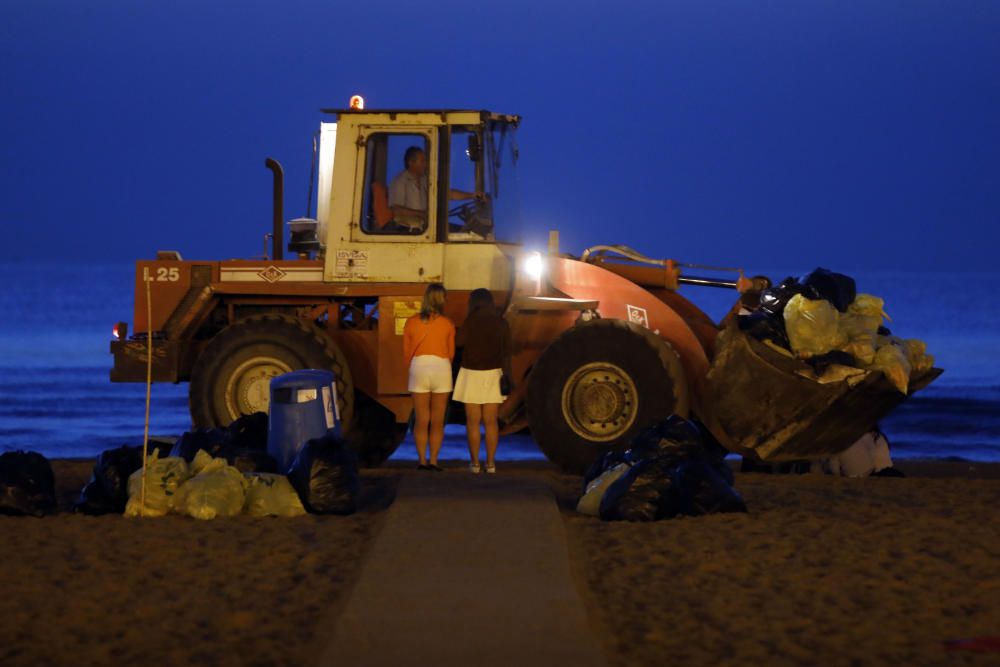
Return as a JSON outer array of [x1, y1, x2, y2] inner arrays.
[[454, 288, 511, 473], [403, 282, 455, 470]]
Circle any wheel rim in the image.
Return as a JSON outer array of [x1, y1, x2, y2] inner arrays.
[[224, 356, 293, 420], [560, 361, 638, 442]]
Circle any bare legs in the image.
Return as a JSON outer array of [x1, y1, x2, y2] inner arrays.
[[412, 392, 450, 466], [412, 392, 430, 466], [429, 392, 449, 465], [464, 402, 500, 468], [483, 403, 499, 468], [465, 404, 482, 465]]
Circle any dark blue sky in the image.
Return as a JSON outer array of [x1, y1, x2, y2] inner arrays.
[[2, 0, 997, 274]]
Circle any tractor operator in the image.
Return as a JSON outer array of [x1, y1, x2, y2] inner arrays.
[[389, 146, 486, 231]]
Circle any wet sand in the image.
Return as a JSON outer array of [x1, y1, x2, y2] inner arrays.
[[2, 458, 998, 666]]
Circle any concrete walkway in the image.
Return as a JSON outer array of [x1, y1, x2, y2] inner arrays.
[[318, 471, 606, 667]]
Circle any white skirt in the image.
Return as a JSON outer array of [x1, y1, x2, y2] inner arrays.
[[453, 367, 505, 404]]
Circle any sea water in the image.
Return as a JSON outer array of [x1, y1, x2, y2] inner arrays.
[[0, 263, 997, 462]]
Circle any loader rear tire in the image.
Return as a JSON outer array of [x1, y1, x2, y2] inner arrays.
[[526, 319, 688, 474], [189, 314, 406, 466], [190, 314, 354, 433]]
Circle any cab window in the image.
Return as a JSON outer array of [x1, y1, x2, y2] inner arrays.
[[361, 133, 430, 235], [447, 127, 495, 241]]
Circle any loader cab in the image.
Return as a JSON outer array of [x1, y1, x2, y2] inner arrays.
[[317, 108, 521, 287]]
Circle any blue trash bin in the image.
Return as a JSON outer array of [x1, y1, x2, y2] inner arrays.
[[267, 369, 342, 472]]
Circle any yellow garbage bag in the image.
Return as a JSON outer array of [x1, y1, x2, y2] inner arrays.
[[243, 473, 307, 518], [848, 293, 888, 321], [870, 341, 912, 394], [838, 293, 886, 365], [783, 294, 847, 358], [124, 455, 190, 517], [175, 459, 248, 520], [795, 363, 869, 386], [903, 338, 935, 373], [189, 448, 215, 475]]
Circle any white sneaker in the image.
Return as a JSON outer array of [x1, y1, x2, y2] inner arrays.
[[469, 462, 481, 474], [485, 462, 496, 474]]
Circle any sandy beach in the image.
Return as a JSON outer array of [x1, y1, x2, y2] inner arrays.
[[554, 463, 1000, 667], [2, 458, 998, 666], [0, 460, 399, 667]]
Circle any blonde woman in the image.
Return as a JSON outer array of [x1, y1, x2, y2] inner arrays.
[[403, 283, 455, 470], [454, 288, 511, 473]]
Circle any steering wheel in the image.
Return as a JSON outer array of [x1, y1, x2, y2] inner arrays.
[[448, 198, 494, 235], [448, 200, 479, 220]]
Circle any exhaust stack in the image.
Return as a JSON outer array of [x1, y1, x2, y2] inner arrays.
[[264, 157, 284, 260]]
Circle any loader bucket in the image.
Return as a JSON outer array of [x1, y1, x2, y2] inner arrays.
[[701, 326, 942, 462]]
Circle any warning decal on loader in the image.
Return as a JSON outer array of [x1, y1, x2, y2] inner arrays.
[[626, 304, 649, 329], [393, 300, 422, 335], [335, 249, 369, 278]]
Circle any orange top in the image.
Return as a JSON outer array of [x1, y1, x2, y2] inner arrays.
[[403, 314, 455, 364]]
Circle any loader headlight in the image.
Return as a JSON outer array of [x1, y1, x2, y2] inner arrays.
[[522, 252, 544, 280]]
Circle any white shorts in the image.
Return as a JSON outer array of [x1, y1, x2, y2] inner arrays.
[[453, 367, 505, 404], [408, 355, 454, 393]]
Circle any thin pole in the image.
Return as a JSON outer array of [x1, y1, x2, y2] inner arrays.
[[140, 268, 153, 516]]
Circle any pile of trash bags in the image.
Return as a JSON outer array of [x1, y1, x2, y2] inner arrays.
[[121, 448, 309, 519], [739, 268, 934, 394], [0, 451, 56, 516], [75, 439, 174, 515], [577, 416, 747, 521], [76, 413, 359, 519]]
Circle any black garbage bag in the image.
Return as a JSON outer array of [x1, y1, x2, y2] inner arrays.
[[223, 447, 279, 474], [596, 416, 746, 521], [759, 277, 807, 317], [75, 441, 173, 515], [672, 461, 747, 516], [692, 420, 735, 485], [800, 267, 856, 313], [170, 428, 231, 462], [582, 449, 628, 494], [227, 412, 269, 452], [583, 415, 706, 494], [171, 423, 275, 474], [626, 415, 707, 465], [287, 433, 360, 515], [599, 459, 671, 522], [655, 415, 703, 448], [738, 310, 791, 349], [639, 414, 702, 449], [807, 350, 858, 376], [0, 451, 56, 517], [629, 421, 669, 454], [76, 478, 117, 515], [739, 457, 811, 474]]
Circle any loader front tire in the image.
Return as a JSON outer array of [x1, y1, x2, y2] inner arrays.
[[526, 319, 688, 473]]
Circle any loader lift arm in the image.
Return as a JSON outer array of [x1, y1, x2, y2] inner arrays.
[[581, 244, 769, 293]]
